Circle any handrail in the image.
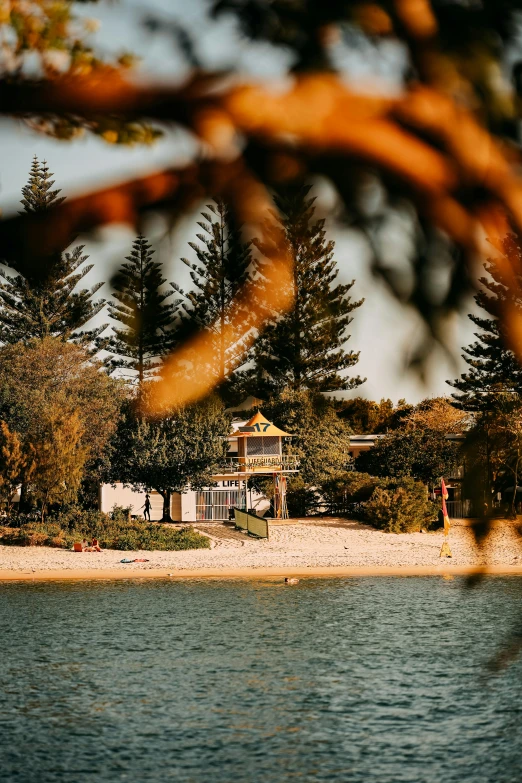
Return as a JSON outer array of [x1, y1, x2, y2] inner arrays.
[[220, 455, 300, 473]]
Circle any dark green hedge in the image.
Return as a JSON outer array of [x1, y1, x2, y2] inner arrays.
[[0, 509, 210, 551]]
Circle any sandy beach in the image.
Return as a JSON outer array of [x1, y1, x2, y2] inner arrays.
[[2, 518, 522, 581]]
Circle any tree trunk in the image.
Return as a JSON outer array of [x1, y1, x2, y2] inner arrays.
[[219, 210, 226, 385], [159, 489, 173, 522], [18, 481, 28, 514], [484, 424, 492, 515]]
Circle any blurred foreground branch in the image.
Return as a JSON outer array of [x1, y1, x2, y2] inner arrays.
[[3, 1, 522, 407]]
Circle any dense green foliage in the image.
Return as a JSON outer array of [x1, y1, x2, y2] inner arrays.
[[108, 392, 231, 521], [362, 478, 437, 534], [321, 471, 380, 510], [338, 398, 412, 433], [242, 185, 364, 396], [108, 235, 179, 384], [0, 158, 106, 346], [0, 509, 210, 551], [356, 428, 460, 488], [462, 393, 522, 517], [319, 471, 437, 532], [0, 337, 123, 513], [261, 388, 352, 485]]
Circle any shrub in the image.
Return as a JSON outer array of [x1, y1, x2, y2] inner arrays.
[[0, 509, 210, 551], [321, 471, 380, 511], [362, 477, 437, 533], [286, 477, 321, 517]]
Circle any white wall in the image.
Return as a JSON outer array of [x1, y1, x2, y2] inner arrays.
[[99, 484, 164, 520], [100, 481, 271, 522]]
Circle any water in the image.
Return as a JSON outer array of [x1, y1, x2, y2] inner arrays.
[[1, 577, 522, 783]]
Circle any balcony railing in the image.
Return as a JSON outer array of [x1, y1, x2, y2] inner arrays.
[[219, 455, 300, 473]]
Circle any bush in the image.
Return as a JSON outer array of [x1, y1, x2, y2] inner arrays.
[[286, 477, 322, 517], [362, 477, 437, 533], [321, 471, 380, 511], [0, 509, 210, 551]]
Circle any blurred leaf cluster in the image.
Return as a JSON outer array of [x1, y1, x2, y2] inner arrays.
[[1, 0, 159, 143], [4, 0, 522, 398]]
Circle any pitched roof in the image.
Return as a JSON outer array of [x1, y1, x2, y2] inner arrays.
[[232, 410, 292, 437]]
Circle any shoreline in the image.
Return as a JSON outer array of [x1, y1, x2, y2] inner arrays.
[[2, 518, 522, 583], [2, 563, 522, 583]]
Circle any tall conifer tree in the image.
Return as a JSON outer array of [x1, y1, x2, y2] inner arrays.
[[448, 234, 522, 411], [0, 157, 106, 345], [243, 184, 364, 396], [171, 200, 257, 392], [108, 235, 180, 385]]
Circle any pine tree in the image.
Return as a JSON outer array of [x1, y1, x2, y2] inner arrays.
[[171, 200, 257, 393], [447, 234, 522, 411], [0, 156, 106, 345], [243, 184, 364, 395], [108, 235, 180, 384], [19, 157, 64, 213]]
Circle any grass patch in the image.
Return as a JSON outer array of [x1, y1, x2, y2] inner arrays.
[[0, 509, 210, 551]]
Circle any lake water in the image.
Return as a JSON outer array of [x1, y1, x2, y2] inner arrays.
[[1, 577, 522, 783]]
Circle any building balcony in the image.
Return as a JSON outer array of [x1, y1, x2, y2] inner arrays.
[[219, 455, 300, 474]]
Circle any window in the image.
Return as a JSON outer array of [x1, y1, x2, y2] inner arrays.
[[195, 491, 213, 521], [195, 489, 246, 520], [246, 436, 280, 456]]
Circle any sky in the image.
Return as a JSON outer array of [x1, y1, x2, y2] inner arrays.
[[0, 0, 478, 403]]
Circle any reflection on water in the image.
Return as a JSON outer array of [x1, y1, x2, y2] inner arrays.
[[1, 577, 522, 782]]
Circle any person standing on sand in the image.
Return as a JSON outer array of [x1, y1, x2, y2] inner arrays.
[[143, 493, 152, 521]]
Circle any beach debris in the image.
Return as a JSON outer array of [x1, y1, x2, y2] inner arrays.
[[284, 577, 299, 584], [120, 558, 150, 564]]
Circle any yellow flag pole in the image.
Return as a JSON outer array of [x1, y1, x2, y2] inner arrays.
[[439, 477, 453, 558]]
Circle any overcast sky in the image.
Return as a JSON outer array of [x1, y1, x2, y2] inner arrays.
[[0, 0, 477, 403]]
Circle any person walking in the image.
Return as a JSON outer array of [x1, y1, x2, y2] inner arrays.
[[143, 493, 152, 521]]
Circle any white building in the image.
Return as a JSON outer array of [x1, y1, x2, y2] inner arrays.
[[99, 410, 299, 522]]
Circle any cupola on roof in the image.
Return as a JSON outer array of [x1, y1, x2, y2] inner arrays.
[[232, 411, 292, 438]]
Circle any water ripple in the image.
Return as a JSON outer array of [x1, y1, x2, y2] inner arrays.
[[1, 577, 522, 782]]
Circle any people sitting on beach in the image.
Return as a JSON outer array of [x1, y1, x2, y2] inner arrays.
[[73, 539, 102, 552]]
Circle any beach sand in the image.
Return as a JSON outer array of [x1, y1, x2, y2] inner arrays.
[[2, 518, 522, 581]]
